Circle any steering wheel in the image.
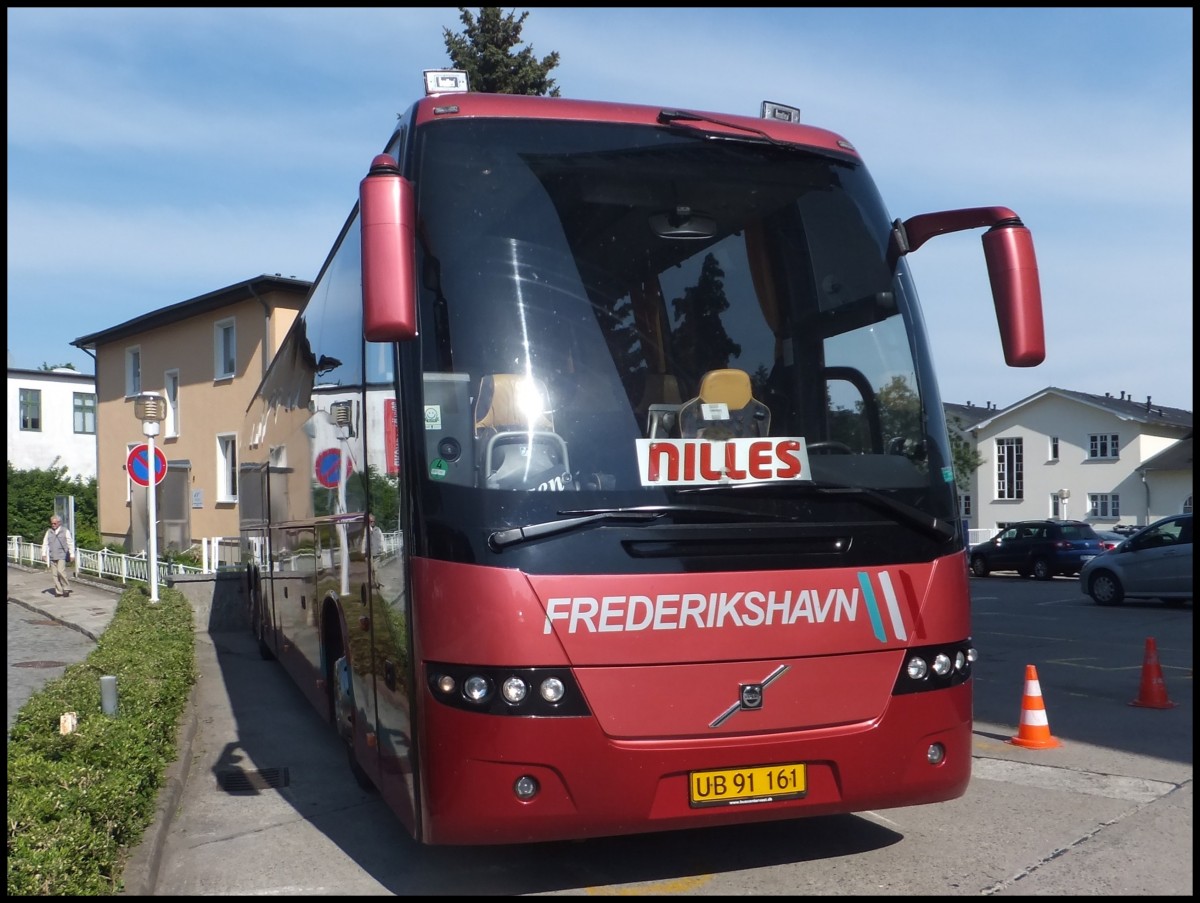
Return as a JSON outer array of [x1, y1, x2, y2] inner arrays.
[[807, 440, 854, 455]]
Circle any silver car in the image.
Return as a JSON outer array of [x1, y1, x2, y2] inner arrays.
[[1078, 514, 1193, 606]]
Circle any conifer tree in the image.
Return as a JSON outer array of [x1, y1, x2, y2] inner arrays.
[[443, 7, 560, 96]]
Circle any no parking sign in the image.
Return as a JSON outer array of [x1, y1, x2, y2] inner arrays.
[[127, 443, 167, 486], [314, 448, 353, 488]]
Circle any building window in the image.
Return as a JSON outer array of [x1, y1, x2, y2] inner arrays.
[[1051, 493, 1062, 519], [217, 433, 238, 501], [125, 346, 142, 396], [214, 319, 236, 379], [1088, 493, 1120, 518], [1184, 496, 1193, 515], [73, 392, 97, 434], [1049, 436, 1059, 461], [1088, 433, 1119, 459], [164, 369, 180, 437], [996, 437, 1023, 500], [125, 442, 138, 502], [19, 388, 42, 431], [959, 493, 972, 518]]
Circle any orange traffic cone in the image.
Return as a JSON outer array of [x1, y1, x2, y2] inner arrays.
[[1129, 637, 1178, 709], [1007, 664, 1061, 749]]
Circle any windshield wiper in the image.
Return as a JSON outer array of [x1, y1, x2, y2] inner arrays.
[[676, 482, 956, 543], [489, 509, 666, 550], [488, 504, 802, 550], [657, 109, 788, 147]]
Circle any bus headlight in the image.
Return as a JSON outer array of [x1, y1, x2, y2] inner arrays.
[[463, 675, 491, 702], [540, 677, 565, 703], [427, 664, 590, 716], [893, 640, 975, 695], [501, 677, 528, 704]]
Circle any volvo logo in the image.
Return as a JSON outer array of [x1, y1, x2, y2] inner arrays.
[[710, 665, 789, 728]]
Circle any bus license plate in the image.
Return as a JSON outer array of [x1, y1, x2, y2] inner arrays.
[[689, 763, 806, 807]]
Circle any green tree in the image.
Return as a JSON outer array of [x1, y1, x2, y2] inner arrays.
[[38, 362, 77, 370], [6, 462, 100, 548], [443, 7, 560, 96], [946, 414, 983, 490], [312, 465, 400, 532], [670, 253, 742, 379]]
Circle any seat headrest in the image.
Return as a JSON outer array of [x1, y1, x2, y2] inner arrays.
[[475, 374, 554, 432], [697, 369, 753, 409]]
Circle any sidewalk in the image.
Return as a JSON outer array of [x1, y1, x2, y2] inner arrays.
[[7, 563, 121, 641]]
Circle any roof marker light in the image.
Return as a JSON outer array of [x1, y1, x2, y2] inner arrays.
[[761, 101, 800, 123], [424, 70, 469, 95]]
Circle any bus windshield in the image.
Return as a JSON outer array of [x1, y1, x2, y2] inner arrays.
[[412, 117, 956, 533]]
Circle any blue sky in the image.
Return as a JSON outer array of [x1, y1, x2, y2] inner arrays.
[[7, 8, 1193, 411]]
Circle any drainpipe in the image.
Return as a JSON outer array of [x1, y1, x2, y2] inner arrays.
[[248, 282, 271, 380], [1142, 471, 1150, 526]]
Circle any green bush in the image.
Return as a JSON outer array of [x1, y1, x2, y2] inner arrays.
[[6, 586, 197, 895], [6, 462, 100, 549]]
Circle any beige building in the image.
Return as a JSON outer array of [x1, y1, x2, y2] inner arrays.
[[72, 275, 310, 553]]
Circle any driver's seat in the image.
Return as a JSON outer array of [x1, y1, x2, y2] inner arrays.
[[474, 374, 569, 489], [678, 368, 771, 439]]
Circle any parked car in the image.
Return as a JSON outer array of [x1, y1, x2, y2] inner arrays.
[[1094, 530, 1125, 552], [1111, 524, 1142, 536], [969, 519, 1103, 580], [1078, 513, 1193, 606]]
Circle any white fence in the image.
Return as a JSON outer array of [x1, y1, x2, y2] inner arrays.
[[968, 528, 995, 546], [7, 535, 209, 586], [8, 531, 402, 584]]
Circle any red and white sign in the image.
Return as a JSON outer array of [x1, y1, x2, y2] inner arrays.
[[314, 447, 353, 488], [384, 398, 399, 475], [127, 443, 168, 487], [635, 438, 813, 487]]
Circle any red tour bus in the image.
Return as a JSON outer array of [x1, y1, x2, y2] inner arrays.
[[239, 70, 1044, 845]]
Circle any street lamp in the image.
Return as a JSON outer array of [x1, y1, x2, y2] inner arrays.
[[134, 392, 167, 602], [1057, 488, 1071, 521]]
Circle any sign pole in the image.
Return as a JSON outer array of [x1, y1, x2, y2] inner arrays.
[[134, 393, 167, 604], [147, 431, 160, 602]]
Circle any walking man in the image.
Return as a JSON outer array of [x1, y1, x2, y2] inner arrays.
[[42, 515, 74, 598]]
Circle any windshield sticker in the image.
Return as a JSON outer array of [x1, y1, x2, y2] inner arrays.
[[543, 570, 908, 643], [635, 438, 813, 486], [429, 458, 448, 479], [700, 402, 730, 420], [424, 405, 442, 430]]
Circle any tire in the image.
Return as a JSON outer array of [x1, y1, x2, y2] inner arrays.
[[970, 556, 990, 577], [1032, 558, 1054, 581], [1087, 570, 1124, 606]]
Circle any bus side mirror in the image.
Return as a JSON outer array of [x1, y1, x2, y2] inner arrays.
[[982, 223, 1045, 367], [360, 154, 418, 341], [891, 207, 1045, 368]]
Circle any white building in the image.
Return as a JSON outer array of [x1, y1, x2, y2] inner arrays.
[[7, 366, 98, 480], [947, 388, 1193, 535]]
